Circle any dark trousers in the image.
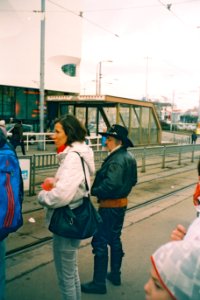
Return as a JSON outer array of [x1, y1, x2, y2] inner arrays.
[[91, 207, 126, 283], [92, 207, 126, 256], [10, 139, 26, 155]]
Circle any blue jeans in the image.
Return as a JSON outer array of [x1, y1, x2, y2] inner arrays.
[[53, 234, 81, 300], [0, 240, 5, 300]]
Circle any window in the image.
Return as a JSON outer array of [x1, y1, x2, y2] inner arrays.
[[61, 64, 76, 77]]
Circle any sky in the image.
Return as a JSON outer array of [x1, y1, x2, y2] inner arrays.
[[80, 0, 200, 111]]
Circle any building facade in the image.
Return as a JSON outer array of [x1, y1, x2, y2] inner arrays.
[[0, 0, 82, 130]]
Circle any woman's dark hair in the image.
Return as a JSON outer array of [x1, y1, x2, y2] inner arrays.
[[55, 114, 86, 146]]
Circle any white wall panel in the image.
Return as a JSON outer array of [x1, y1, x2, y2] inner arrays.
[[0, 0, 82, 92]]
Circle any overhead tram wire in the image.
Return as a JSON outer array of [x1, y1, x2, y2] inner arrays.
[[47, 0, 119, 38], [157, 0, 186, 25], [0, 0, 198, 14], [157, 0, 200, 28], [83, 0, 199, 13]]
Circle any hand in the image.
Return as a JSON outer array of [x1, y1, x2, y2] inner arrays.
[[170, 224, 187, 241], [41, 177, 55, 191]]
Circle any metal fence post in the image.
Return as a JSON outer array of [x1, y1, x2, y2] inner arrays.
[[30, 154, 36, 195], [162, 146, 166, 169], [191, 145, 195, 162], [28, 156, 33, 196], [141, 148, 146, 173], [178, 147, 181, 165]]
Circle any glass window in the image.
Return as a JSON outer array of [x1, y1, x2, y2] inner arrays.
[[1, 86, 15, 117], [119, 105, 129, 127], [103, 107, 116, 125], [61, 64, 76, 77]]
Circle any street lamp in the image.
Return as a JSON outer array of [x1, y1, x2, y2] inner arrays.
[[144, 56, 151, 101], [198, 86, 200, 121], [96, 60, 112, 95]]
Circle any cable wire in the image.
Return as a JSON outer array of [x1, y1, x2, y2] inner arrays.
[[47, 0, 119, 38]]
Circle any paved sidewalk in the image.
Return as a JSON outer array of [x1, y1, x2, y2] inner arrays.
[[6, 186, 196, 300]]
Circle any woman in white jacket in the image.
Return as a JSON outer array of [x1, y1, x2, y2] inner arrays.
[[38, 114, 95, 300]]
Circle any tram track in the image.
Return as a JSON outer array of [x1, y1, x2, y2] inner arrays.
[[6, 236, 52, 257], [6, 179, 196, 258], [23, 163, 197, 215], [127, 182, 195, 212], [6, 153, 198, 258]]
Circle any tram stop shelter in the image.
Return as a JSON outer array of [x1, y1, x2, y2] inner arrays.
[[46, 94, 162, 146]]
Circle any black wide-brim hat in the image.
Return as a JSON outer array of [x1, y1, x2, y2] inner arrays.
[[99, 124, 134, 148]]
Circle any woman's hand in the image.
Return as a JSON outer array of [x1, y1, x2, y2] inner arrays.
[[41, 177, 55, 191]]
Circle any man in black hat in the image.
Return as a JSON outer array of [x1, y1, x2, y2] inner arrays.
[[81, 124, 137, 294]]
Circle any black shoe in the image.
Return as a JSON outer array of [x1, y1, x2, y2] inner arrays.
[[107, 272, 121, 286], [81, 281, 107, 294]]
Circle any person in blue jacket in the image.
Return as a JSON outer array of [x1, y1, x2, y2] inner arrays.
[[0, 129, 23, 300], [81, 124, 137, 294]]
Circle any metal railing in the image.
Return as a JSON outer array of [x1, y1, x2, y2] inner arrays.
[[8, 132, 102, 151], [129, 144, 200, 173], [21, 144, 200, 196]]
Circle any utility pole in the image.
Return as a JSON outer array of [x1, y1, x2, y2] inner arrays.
[[96, 63, 100, 96], [96, 60, 112, 95], [38, 0, 45, 149], [144, 56, 151, 101], [170, 89, 175, 132], [98, 61, 102, 95], [198, 86, 200, 121]]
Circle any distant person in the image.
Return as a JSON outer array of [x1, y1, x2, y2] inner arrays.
[[144, 239, 200, 300], [10, 120, 26, 155], [9, 117, 13, 124], [47, 119, 54, 132], [81, 124, 137, 294], [0, 120, 7, 137], [191, 131, 197, 144], [101, 127, 107, 151]]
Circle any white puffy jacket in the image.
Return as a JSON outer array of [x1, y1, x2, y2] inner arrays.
[[38, 142, 95, 222]]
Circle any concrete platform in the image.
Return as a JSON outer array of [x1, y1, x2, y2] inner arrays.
[[5, 186, 196, 300]]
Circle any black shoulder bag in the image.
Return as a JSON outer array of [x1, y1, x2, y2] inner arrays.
[[49, 152, 102, 239]]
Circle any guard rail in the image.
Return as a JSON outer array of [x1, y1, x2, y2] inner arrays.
[[7, 133, 102, 151], [19, 144, 200, 196]]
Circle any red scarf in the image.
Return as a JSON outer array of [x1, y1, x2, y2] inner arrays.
[[57, 144, 67, 154]]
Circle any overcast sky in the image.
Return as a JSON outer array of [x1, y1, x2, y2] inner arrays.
[[80, 0, 200, 111]]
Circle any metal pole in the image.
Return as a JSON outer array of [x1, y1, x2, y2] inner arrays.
[[38, 0, 45, 149], [96, 63, 99, 96], [145, 56, 149, 101], [99, 61, 102, 95], [198, 86, 200, 121], [170, 90, 174, 132], [96, 60, 112, 95], [40, 0, 45, 132]]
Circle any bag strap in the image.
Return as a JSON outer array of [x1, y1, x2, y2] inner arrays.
[[73, 152, 89, 192]]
